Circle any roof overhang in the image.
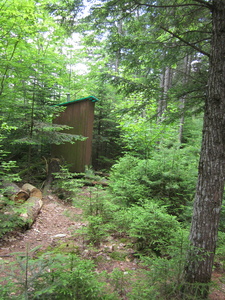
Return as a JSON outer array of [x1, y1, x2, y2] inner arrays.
[[57, 96, 99, 106]]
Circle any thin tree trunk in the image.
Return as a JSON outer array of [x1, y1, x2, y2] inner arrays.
[[158, 66, 173, 120], [0, 39, 20, 96], [28, 81, 36, 165], [178, 55, 192, 143], [115, 20, 123, 73], [184, 1, 225, 298]]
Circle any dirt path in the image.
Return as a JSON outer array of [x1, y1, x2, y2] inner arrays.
[[0, 195, 85, 259], [0, 194, 138, 273]]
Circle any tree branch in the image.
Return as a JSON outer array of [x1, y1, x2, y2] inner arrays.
[[192, 0, 213, 10], [133, 0, 212, 9], [160, 26, 210, 57], [0, 39, 20, 96]]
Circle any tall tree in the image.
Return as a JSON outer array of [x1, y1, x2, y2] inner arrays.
[[86, 0, 225, 297], [184, 1, 225, 297], [0, 0, 86, 164]]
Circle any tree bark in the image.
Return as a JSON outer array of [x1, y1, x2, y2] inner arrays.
[[158, 66, 173, 120], [184, 1, 225, 297], [43, 158, 61, 195], [178, 55, 192, 144]]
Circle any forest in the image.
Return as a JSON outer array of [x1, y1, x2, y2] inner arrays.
[[0, 0, 225, 299]]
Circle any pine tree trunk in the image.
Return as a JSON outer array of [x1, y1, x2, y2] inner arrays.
[[158, 66, 173, 120], [178, 55, 191, 144], [184, 1, 225, 298]]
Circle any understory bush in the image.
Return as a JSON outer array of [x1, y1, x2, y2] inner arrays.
[[78, 185, 184, 256], [215, 231, 225, 267], [114, 201, 183, 255], [0, 208, 24, 238], [110, 146, 198, 219], [128, 230, 192, 300], [0, 125, 22, 237], [0, 252, 117, 300]]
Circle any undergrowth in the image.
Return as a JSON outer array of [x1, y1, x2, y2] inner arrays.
[[1, 160, 225, 299]]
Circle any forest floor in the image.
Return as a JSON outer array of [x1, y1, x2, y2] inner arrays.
[[0, 190, 225, 299]]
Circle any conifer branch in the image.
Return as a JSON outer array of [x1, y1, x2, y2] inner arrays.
[[160, 26, 210, 57], [134, 0, 212, 9], [192, 0, 213, 10]]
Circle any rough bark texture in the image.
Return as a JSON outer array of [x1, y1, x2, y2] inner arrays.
[[43, 158, 61, 195], [158, 66, 173, 120], [178, 55, 192, 144], [185, 0, 225, 296]]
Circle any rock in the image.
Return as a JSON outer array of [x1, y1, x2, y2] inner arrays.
[[52, 234, 67, 239]]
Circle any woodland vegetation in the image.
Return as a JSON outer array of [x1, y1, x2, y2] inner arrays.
[[1, 0, 225, 299]]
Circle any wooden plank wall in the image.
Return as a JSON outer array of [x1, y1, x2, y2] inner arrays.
[[52, 99, 95, 172]]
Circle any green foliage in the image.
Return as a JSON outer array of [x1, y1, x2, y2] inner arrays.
[[52, 166, 83, 203], [0, 123, 20, 180], [0, 123, 23, 237], [0, 209, 24, 239], [91, 82, 124, 170], [0, 0, 89, 165], [0, 251, 116, 300], [128, 231, 190, 300], [219, 204, 225, 233], [81, 187, 119, 246], [85, 187, 118, 222], [110, 146, 198, 219], [215, 231, 225, 264], [114, 201, 182, 255], [114, 95, 177, 157], [85, 215, 110, 247], [129, 202, 181, 254], [107, 268, 130, 298]]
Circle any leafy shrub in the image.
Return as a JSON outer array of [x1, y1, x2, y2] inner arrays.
[[0, 208, 24, 238], [215, 231, 225, 266], [33, 253, 112, 299], [111, 200, 183, 255], [128, 231, 190, 300], [127, 201, 182, 255], [52, 166, 83, 203], [84, 188, 119, 221], [219, 204, 225, 232], [107, 268, 131, 297], [109, 155, 147, 205], [0, 252, 117, 300], [110, 147, 198, 219], [0, 125, 23, 237], [85, 215, 110, 246]]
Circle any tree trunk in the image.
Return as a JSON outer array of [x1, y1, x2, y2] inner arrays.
[[178, 55, 191, 144], [43, 158, 61, 195], [184, 1, 225, 298], [158, 66, 173, 120]]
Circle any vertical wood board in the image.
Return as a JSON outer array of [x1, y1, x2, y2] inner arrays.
[[52, 98, 96, 172]]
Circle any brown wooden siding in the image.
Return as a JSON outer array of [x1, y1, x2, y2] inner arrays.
[[52, 99, 96, 172]]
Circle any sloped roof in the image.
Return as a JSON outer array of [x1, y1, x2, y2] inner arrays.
[[57, 96, 99, 106]]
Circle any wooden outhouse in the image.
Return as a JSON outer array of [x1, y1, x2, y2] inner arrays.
[[52, 96, 99, 172]]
